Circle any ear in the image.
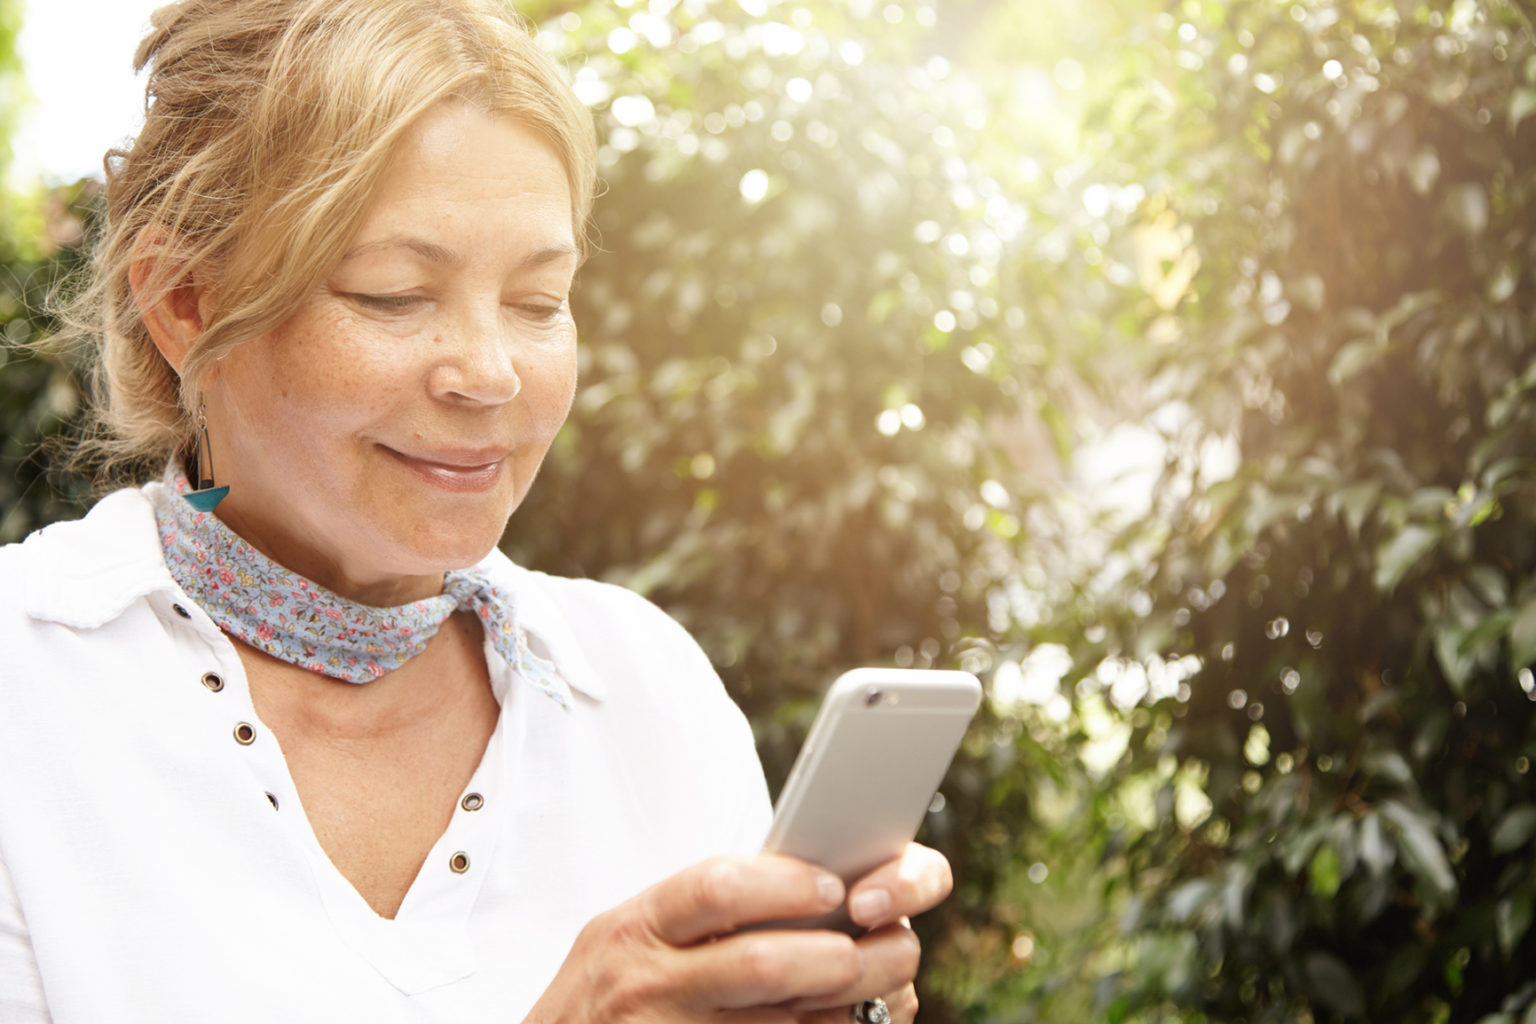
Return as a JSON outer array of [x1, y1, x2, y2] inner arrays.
[[128, 227, 211, 377]]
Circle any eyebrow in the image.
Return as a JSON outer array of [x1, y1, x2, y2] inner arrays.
[[340, 235, 579, 269]]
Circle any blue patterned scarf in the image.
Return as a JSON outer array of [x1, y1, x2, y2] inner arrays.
[[151, 464, 568, 707]]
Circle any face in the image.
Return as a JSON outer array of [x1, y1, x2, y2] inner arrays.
[[201, 102, 578, 604]]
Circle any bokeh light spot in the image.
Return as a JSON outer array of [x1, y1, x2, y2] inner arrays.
[[739, 168, 769, 203]]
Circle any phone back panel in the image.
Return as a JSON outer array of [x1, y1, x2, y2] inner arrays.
[[762, 669, 981, 917]]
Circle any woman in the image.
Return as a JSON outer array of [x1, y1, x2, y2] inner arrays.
[[0, 1, 953, 1021]]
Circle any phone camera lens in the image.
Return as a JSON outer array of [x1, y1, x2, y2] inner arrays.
[[864, 688, 884, 706]]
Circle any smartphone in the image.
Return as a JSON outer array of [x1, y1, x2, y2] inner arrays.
[[758, 667, 982, 933]]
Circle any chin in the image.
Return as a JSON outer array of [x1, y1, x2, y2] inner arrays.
[[351, 481, 524, 579], [391, 521, 508, 575]]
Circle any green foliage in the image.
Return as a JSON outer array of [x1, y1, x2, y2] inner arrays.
[[0, 0, 25, 177], [4, 0, 1535, 1021], [1049, 1, 1536, 1021], [0, 182, 94, 542], [0, 0, 91, 539]]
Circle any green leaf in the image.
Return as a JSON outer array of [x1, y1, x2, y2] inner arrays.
[[1382, 801, 1457, 903], [1310, 844, 1342, 899], [1381, 943, 1427, 996], [1511, 87, 1536, 133], [1166, 879, 1213, 923], [1328, 338, 1385, 386], [1492, 805, 1536, 855], [1222, 862, 1250, 928], [1283, 819, 1330, 875], [1374, 525, 1439, 593], [1497, 895, 1534, 962], [1359, 813, 1395, 876], [1436, 624, 1475, 696], [1363, 750, 1413, 787], [1412, 711, 1450, 765], [1511, 598, 1536, 669], [1303, 951, 1366, 1018], [1329, 479, 1382, 537], [1405, 487, 1456, 518], [1466, 564, 1510, 606], [1406, 146, 1441, 195], [1377, 289, 1440, 332], [1459, 611, 1515, 659], [1488, 263, 1519, 304], [1446, 183, 1489, 236]]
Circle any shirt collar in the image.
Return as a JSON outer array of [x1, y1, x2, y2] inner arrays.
[[20, 483, 607, 703], [471, 548, 610, 703], [20, 487, 174, 630]]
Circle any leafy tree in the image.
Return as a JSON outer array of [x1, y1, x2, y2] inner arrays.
[[1037, 2, 1536, 1021], [0, 0, 92, 542]]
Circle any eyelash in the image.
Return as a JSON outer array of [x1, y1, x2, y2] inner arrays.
[[354, 293, 420, 311], [520, 302, 565, 323], [351, 294, 567, 322]]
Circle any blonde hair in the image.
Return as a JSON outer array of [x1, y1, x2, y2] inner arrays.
[[56, 0, 597, 480]]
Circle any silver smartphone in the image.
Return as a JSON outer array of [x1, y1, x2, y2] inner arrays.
[[758, 667, 982, 933]]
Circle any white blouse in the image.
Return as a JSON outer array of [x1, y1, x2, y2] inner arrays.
[[0, 484, 771, 1023]]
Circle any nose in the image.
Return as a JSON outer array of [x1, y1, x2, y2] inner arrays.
[[427, 311, 521, 406]]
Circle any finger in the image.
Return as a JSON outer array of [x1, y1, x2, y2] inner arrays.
[[796, 984, 919, 1024], [644, 855, 846, 947], [676, 926, 863, 1011], [718, 1007, 802, 1024], [885, 983, 921, 1024], [783, 922, 920, 1012], [798, 1007, 853, 1024], [845, 844, 953, 930]]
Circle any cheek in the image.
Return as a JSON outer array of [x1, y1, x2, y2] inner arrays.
[[264, 324, 404, 428], [525, 339, 578, 432]]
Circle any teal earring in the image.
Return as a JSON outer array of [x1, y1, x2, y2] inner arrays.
[[183, 400, 230, 512]]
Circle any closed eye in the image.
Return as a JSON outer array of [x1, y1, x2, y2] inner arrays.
[[517, 301, 567, 323], [350, 293, 422, 311]]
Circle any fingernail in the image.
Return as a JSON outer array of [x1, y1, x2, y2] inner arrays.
[[849, 888, 891, 925], [817, 874, 845, 906]]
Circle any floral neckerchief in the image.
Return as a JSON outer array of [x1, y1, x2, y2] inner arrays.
[[151, 464, 569, 708]]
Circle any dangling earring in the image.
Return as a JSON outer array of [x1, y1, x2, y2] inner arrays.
[[183, 399, 230, 512]]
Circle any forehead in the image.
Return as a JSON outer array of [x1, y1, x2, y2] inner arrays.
[[352, 102, 576, 253]]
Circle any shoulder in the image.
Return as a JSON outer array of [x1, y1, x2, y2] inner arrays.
[[478, 553, 771, 851], [483, 552, 708, 663], [3, 486, 159, 564], [478, 550, 738, 715], [0, 487, 167, 628]]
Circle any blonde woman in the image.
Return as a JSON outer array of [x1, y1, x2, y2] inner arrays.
[[0, 1, 950, 1021]]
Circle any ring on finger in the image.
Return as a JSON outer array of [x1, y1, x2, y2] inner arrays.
[[851, 998, 891, 1024]]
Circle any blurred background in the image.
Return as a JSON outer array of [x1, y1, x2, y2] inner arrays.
[[3, 0, 1535, 1019]]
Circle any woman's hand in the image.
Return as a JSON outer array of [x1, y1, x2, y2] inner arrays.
[[784, 843, 953, 1023], [523, 844, 952, 1024]]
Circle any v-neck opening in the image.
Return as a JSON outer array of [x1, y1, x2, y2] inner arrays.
[[213, 633, 518, 995]]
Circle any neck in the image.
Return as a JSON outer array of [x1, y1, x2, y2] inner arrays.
[[243, 613, 490, 741], [210, 501, 445, 607]]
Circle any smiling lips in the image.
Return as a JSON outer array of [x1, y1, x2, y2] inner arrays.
[[382, 445, 508, 492]]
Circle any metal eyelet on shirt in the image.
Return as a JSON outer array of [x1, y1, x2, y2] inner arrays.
[[449, 852, 471, 874], [460, 793, 484, 812], [233, 722, 257, 745], [201, 672, 225, 693], [173, 603, 192, 620]]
